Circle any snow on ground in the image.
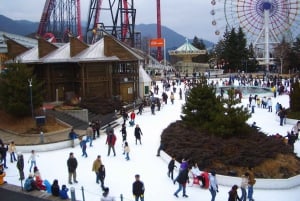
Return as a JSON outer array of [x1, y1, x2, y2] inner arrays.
[[4, 81, 300, 201]]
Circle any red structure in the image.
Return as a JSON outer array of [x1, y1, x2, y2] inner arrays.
[[37, 0, 82, 42], [156, 0, 162, 61]]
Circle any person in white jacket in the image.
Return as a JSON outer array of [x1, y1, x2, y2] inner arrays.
[[240, 172, 249, 201], [209, 170, 218, 201]]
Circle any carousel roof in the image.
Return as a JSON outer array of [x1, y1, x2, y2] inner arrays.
[[168, 39, 206, 55]]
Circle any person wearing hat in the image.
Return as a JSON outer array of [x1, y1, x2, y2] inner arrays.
[[132, 174, 145, 201], [209, 170, 218, 201], [101, 187, 116, 201]]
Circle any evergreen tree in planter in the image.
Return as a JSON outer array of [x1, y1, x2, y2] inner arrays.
[[289, 80, 300, 119]]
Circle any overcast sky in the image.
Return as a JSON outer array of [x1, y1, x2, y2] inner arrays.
[[0, 0, 219, 42]]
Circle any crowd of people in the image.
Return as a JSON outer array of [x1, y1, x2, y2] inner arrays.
[[0, 76, 299, 201]]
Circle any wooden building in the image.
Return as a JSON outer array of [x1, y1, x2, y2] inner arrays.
[[6, 34, 144, 104]]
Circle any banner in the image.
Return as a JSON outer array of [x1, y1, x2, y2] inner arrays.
[[149, 38, 164, 47]]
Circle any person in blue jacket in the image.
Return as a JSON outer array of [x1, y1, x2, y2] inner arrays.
[[59, 184, 69, 199]]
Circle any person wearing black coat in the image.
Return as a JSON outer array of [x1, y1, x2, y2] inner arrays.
[[67, 152, 78, 184], [173, 167, 190, 198], [51, 179, 60, 196], [228, 185, 240, 201], [134, 125, 143, 145], [132, 174, 145, 201], [167, 157, 177, 180], [0, 143, 8, 168], [98, 164, 106, 190], [16, 153, 25, 180]]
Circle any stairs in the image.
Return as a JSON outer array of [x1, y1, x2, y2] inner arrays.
[[46, 110, 88, 130], [47, 110, 119, 131]]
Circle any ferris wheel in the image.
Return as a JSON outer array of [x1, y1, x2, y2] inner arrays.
[[210, 0, 300, 66]]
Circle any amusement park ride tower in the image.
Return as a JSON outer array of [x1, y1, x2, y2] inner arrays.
[[37, 0, 138, 47]]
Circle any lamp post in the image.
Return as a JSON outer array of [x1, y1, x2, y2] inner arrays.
[[28, 78, 34, 118]]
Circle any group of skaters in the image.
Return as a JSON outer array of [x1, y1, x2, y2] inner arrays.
[[168, 157, 256, 201], [0, 142, 72, 199]]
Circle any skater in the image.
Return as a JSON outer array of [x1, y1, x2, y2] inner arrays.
[[130, 110, 136, 123], [247, 167, 256, 201], [240, 173, 249, 201], [98, 164, 106, 190], [95, 120, 101, 138], [120, 124, 127, 142], [170, 92, 175, 104], [122, 110, 129, 125], [67, 152, 78, 184], [0, 143, 8, 169], [156, 141, 164, 156], [167, 156, 177, 180], [150, 101, 155, 115], [179, 88, 182, 100], [137, 103, 144, 115], [86, 124, 94, 147], [8, 141, 17, 163], [134, 124, 143, 145], [209, 170, 218, 201], [68, 128, 78, 148], [173, 166, 190, 198], [132, 174, 145, 201], [16, 152, 25, 180], [123, 142, 130, 160], [106, 131, 117, 156], [92, 155, 102, 184], [28, 150, 38, 172], [79, 137, 88, 158], [228, 184, 240, 201]]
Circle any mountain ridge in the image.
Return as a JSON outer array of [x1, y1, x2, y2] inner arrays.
[[0, 15, 214, 49]]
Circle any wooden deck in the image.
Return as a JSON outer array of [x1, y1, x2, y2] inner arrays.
[[0, 183, 70, 201]]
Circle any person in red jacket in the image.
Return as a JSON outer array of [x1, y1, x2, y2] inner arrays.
[[106, 131, 117, 156], [129, 111, 136, 126]]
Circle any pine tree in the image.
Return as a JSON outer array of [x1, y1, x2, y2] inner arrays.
[[289, 81, 300, 116], [181, 77, 251, 137], [0, 63, 44, 117]]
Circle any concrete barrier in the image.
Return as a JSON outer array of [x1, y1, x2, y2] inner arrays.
[[16, 138, 81, 153], [159, 150, 300, 190]]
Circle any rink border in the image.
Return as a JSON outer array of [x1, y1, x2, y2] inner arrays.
[[159, 150, 300, 190]]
